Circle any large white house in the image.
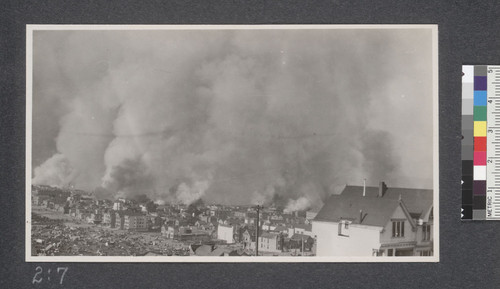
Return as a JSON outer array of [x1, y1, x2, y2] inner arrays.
[[258, 232, 282, 253], [217, 224, 235, 244], [312, 182, 433, 257]]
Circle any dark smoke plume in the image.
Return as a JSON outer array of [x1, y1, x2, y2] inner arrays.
[[32, 29, 434, 207]]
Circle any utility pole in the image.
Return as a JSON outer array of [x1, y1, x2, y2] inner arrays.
[[301, 235, 304, 255], [254, 205, 263, 256]]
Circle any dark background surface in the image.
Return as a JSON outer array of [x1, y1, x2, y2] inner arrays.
[[1, 1, 500, 288]]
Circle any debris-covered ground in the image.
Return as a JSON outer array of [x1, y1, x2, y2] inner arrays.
[[31, 213, 190, 256], [30, 209, 313, 257]]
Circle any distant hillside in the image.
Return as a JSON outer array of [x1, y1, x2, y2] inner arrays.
[[32, 185, 91, 198]]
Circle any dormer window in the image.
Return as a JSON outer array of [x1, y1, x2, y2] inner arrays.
[[392, 220, 405, 238], [338, 220, 351, 237], [422, 224, 431, 241]]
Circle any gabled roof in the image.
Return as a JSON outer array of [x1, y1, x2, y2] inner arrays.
[[293, 224, 312, 231], [190, 244, 203, 252], [307, 208, 321, 213], [224, 218, 243, 226], [260, 232, 279, 239], [290, 233, 313, 241], [194, 245, 213, 256], [314, 184, 433, 227], [272, 225, 288, 232], [228, 249, 251, 256], [242, 227, 256, 237], [121, 210, 144, 217], [209, 247, 227, 256], [210, 246, 237, 256], [340, 185, 433, 215], [140, 251, 163, 256]]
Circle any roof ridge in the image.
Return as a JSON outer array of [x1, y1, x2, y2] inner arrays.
[[344, 184, 433, 191]]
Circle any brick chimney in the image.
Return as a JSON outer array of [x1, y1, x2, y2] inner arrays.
[[378, 181, 387, 197]]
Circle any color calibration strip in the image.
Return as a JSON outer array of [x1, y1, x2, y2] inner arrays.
[[462, 65, 500, 220]]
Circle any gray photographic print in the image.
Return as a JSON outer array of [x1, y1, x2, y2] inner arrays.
[[26, 25, 438, 262]]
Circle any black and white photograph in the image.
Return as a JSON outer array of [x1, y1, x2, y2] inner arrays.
[[26, 25, 438, 262]]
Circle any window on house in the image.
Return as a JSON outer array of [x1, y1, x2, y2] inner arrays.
[[338, 220, 350, 237], [392, 221, 405, 238], [422, 224, 431, 241], [372, 249, 384, 256]]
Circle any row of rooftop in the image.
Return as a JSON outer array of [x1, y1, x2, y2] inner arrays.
[[31, 181, 434, 257]]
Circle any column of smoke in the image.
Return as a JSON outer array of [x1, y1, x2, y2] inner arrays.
[[32, 30, 432, 207]]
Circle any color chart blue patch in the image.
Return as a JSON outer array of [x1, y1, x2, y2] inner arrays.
[[473, 91, 487, 106]]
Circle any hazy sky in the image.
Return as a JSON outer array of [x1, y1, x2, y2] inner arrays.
[[31, 27, 435, 208]]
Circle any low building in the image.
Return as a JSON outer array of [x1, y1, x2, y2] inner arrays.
[[312, 182, 433, 257], [271, 225, 289, 235], [177, 227, 211, 242], [113, 201, 123, 211], [123, 213, 149, 231], [69, 207, 77, 217], [288, 224, 314, 237], [161, 225, 178, 239], [261, 222, 276, 231], [289, 233, 314, 252], [32, 195, 50, 206], [103, 211, 117, 227], [244, 213, 256, 225], [258, 232, 282, 253], [76, 208, 92, 220], [149, 216, 163, 231], [115, 211, 126, 229], [269, 214, 284, 221], [241, 229, 256, 250], [42, 199, 53, 209], [234, 211, 246, 219], [195, 220, 209, 230], [90, 213, 103, 224]]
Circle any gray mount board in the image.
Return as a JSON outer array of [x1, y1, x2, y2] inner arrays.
[[1, 0, 500, 288]]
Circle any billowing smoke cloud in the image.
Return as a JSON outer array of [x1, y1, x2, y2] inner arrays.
[[174, 178, 212, 206], [102, 157, 155, 197], [31, 29, 434, 206], [284, 197, 311, 213], [251, 184, 279, 206], [32, 153, 75, 187]]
